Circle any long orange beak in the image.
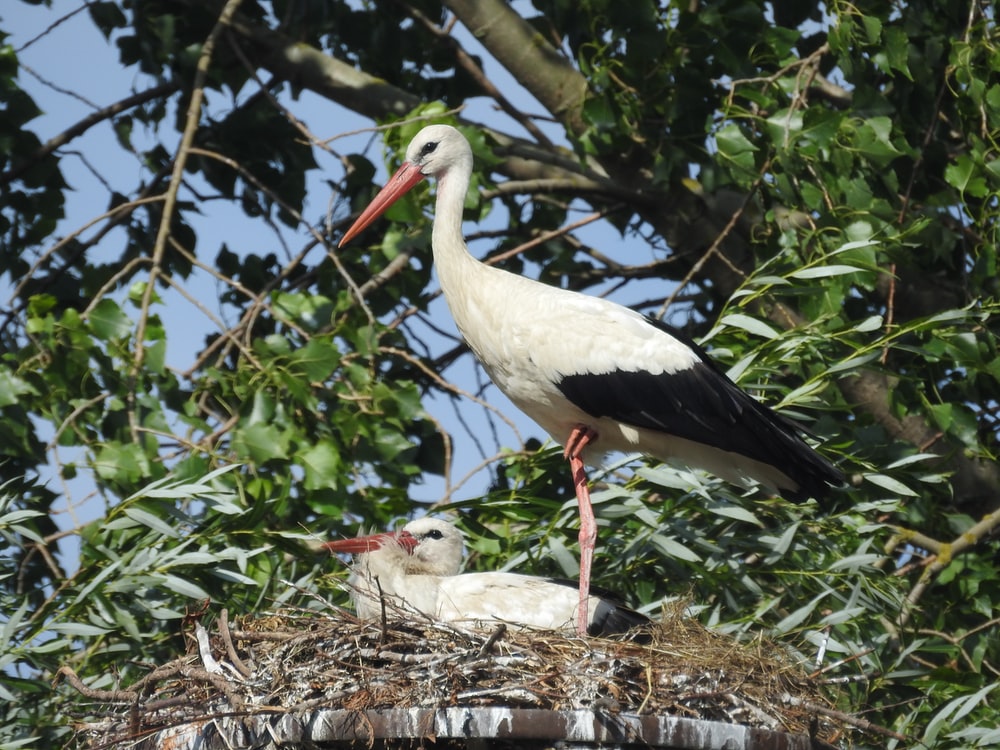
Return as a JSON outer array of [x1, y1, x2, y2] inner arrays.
[[339, 161, 426, 247], [323, 529, 418, 555]]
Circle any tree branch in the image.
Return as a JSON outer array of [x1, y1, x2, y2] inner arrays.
[[442, 0, 588, 134], [0, 81, 180, 187], [229, 17, 422, 120], [836, 370, 999, 508]]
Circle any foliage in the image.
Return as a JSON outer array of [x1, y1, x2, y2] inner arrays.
[[1, 0, 999, 747]]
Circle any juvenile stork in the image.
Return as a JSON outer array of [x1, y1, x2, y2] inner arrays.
[[324, 517, 648, 637]]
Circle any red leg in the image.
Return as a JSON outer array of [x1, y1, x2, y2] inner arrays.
[[565, 424, 598, 637]]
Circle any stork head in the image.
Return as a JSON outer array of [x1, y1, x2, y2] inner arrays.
[[402, 125, 473, 180], [338, 124, 473, 247], [397, 517, 465, 576], [323, 516, 464, 577]]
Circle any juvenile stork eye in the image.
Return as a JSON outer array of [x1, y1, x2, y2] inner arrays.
[[420, 141, 438, 157], [423, 529, 444, 540]]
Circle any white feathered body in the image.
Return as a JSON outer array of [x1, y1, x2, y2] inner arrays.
[[345, 518, 645, 635]]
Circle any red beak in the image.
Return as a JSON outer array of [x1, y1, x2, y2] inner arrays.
[[339, 161, 426, 247], [323, 529, 418, 555]]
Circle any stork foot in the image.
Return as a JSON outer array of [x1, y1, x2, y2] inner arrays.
[[565, 423, 598, 460]]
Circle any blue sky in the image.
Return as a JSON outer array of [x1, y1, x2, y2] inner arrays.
[[4, 1, 676, 558]]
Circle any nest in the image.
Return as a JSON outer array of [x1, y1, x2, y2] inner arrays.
[[76, 602, 853, 749]]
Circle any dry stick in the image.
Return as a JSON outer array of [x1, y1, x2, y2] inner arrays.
[[413, 407, 455, 498], [884, 9, 978, 367], [14, 3, 89, 55], [178, 145, 372, 396], [53, 665, 139, 703], [434, 448, 537, 509], [724, 43, 831, 109], [356, 248, 417, 299], [45, 394, 109, 454], [376, 343, 527, 503], [80, 257, 153, 319], [131, 0, 247, 443], [477, 623, 508, 657], [15, 532, 67, 591], [918, 624, 1000, 677], [219, 609, 253, 679], [882, 60, 949, 366], [375, 576, 389, 644], [225, 41, 379, 309]]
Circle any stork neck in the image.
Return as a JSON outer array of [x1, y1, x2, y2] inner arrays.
[[431, 168, 478, 282]]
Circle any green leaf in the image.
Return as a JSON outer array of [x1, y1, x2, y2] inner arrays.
[[89, 298, 133, 341], [789, 264, 864, 279], [122, 507, 179, 537], [861, 15, 882, 44], [851, 315, 883, 333], [211, 568, 260, 585], [764, 107, 804, 145], [778, 380, 828, 408], [863, 473, 918, 497], [826, 351, 882, 374], [293, 338, 341, 382], [923, 683, 999, 746], [883, 26, 912, 79], [773, 591, 826, 634], [547, 535, 579, 577], [649, 534, 701, 562], [945, 154, 976, 191], [0, 368, 38, 407], [1, 601, 30, 650], [705, 503, 762, 526], [48, 622, 112, 637], [718, 313, 779, 340], [145, 339, 167, 375], [93, 442, 151, 483], [232, 422, 289, 462], [158, 574, 210, 600], [298, 441, 342, 491], [763, 522, 800, 561], [0, 508, 44, 527], [715, 124, 758, 171]]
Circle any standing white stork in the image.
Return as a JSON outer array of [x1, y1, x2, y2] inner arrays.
[[324, 517, 649, 637], [339, 124, 844, 635]]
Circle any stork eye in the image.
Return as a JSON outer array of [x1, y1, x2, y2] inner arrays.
[[423, 529, 444, 540], [420, 141, 438, 157]]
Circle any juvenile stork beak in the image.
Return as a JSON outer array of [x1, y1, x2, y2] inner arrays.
[[323, 529, 419, 555]]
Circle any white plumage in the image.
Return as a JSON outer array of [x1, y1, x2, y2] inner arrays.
[[324, 517, 647, 637], [340, 124, 843, 635]]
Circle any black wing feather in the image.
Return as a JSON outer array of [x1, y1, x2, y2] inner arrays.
[[555, 316, 843, 502], [546, 578, 651, 640]]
